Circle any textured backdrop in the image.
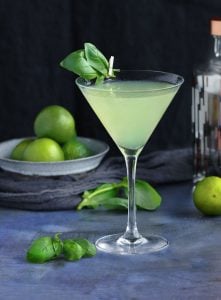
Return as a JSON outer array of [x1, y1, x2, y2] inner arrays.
[[0, 0, 220, 155]]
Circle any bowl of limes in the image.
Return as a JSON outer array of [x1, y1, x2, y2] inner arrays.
[[0, 105, 109, 176]]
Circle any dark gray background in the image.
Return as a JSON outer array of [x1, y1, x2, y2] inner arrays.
[[0, 0, 220, 155]]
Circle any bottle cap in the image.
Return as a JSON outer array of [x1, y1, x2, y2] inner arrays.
[[211, 19, 221, 36]]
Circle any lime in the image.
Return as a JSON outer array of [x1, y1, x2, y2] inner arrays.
[[11, 139, 34, 160], [34, 105, 76, 144], [62, 139, 92, 160], [23, 138, 64, 162], [193, 176, 221, 216]]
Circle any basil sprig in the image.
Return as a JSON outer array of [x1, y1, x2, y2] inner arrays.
[[60, 42, 117, 83], [77, 178, 161, 211], [26, 235, 96, 264]]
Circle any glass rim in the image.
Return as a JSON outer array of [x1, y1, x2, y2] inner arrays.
[[75, 69, 184, 93]]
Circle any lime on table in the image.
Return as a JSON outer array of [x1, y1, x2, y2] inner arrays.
[[62, 139, 92, 160], [23, 138, 64, 162], [34, 105, 76, 144], [193, 176, 221, 216], [11, 138, 34, 160]]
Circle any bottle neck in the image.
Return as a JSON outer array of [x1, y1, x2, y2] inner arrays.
[[213, 35, 221, 58]]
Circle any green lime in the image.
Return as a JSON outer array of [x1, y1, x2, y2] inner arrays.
[[11, 139, 34, 160], [23, 138, 64, 162], [193, 176, 221, 216], [34, 105, 76, 144], [62, 139, 92, 160]]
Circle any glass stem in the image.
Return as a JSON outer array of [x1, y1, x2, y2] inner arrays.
[[123, 151, 142, 242]]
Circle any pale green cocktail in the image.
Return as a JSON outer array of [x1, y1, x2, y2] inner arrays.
[[81, 80, 177, 151], [76, 70, 183, 255]]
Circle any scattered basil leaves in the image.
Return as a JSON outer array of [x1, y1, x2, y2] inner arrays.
[[77, 178, 162, 211], [26, 235, 96, 264]]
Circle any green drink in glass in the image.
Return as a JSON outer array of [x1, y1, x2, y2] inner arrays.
[[76, 70, 184, 254]]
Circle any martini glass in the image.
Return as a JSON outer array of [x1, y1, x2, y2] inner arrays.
[[76, 70, 184, 255]]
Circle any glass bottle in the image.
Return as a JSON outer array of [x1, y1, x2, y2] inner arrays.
[[192, 19, 221, 182]]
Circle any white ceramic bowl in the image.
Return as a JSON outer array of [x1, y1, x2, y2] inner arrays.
[[0, 137, 109, 176]]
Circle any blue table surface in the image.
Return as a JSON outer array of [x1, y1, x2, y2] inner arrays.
[[1, 182, 221, 300]]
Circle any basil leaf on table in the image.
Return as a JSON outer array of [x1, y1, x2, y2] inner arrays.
[[123, 179, 162, 210], [63, 239, 85, 261], [101, 197, 128, 210], [26, 234, 63, 263], [73, 239, 97, 257], [26, 234, 97, 264], [77, 178, 162, 211], [136, 180, 161, 210], [77, 183, 120, 210]]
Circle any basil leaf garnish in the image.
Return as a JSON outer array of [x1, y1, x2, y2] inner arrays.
[[84, 42, 109, 76], [60, 43, 117, 83]]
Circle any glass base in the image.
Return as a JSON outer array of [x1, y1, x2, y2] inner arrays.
[[95, 233, 168, 255]]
